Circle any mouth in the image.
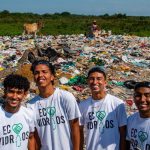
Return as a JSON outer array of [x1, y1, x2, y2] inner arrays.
[[7, 100, 19, 106], [91, 85, 99, 90], [138, 104, 149, 110], [37, 78, 45, 83]]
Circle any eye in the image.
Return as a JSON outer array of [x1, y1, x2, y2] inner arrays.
[[145, 93, 150, 98], [33, 71, 39, 75], [43, 70, 49, 73], [134, 93, 141, 98]]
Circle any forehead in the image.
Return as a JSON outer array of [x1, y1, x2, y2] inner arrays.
[[6, 87, 25, 93], [135, 87, 150, 93], [88, 72, 105, 78], [35, 64, 50, 71]]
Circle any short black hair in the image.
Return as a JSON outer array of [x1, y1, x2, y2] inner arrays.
[[3, 74, 30, 92], [87, 66, 106, 79], [134, 81, 150, 91], [30, 60, 55, 75]]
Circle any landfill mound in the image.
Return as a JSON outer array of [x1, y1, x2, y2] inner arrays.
[[0, 34, 150, 115]]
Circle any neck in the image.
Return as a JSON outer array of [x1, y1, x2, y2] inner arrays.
[[139, 111, 150, 118], [92, 91, 107, 100], [3, 103, 20, 113], [39, 85, 55, 98]]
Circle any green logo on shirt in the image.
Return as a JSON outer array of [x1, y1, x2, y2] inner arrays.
[[46, 107, 56, 130], [12, 123, 23, 147], [138, 131, 148, 143], [96, 111, 106, 134], [46, 107, 56, 117], [96, 111, 106, 122]]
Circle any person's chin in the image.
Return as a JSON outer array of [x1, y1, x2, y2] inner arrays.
[[38, 83, 47, 88], [139, 106, 150, 113]]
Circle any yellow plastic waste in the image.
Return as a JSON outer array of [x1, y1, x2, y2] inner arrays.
[[59, 85, 70, 91], [0, 67, 4, 71]]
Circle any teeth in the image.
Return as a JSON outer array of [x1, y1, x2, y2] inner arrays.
[[39, 79, 45, 82], [139, 104, 148, 108]]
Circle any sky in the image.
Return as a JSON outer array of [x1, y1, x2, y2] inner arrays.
[[0, 0, 150, 16]]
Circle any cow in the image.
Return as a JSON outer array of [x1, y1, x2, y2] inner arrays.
[[22, 21, 44, 37]]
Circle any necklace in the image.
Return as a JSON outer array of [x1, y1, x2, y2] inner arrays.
[[37, 90, 57, 130], [91, 95, 107, 134]]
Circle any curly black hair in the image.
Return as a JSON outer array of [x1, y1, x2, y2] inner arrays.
[[3, 74, 30, 92]]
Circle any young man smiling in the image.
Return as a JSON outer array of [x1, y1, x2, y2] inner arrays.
[[27, 60, 81, 150], [126, 82, 150, 150], [0, 74, 35, 150], [79, 66, 127, 150]]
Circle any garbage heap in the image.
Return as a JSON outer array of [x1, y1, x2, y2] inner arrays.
[[0, 34, 150, 115]]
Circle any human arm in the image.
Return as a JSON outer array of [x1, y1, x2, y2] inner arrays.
[[119, 125, 127, 150], [69, 118, 80, 150], [34, 128, 41, 150], [28, 129, 41, 150], [126, 140, 130, 150], [28, 132, 35, 150], [79, 125, 84, 150], [116, 102, 127, 150]]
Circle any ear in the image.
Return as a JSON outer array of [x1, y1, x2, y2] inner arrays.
[[51, 75, 55, 81], [23, 91, 28, 99]]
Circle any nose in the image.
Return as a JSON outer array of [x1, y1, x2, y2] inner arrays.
[[12, 92, 18, 99], [141, 94, 146, 102], [93, 78, 98, 84], [38, 71, 43, 77]]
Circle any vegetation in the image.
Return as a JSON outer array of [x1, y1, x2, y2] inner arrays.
[[0, 10, 150, 36]]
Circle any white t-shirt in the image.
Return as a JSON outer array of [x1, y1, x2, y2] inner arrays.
[[0, 105, 35, 150], [79, 94, 127, 150], [127, 112, 150, 150], [27, 87, 81, 150]]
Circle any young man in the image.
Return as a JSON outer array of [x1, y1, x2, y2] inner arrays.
[[0, 74, 35, 150], [27, 60, 81, 150], [126, 81, 150, 150], [79, 66, 127, 150]]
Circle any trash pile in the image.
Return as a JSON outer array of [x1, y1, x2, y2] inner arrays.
[[0, 34, 150, 114]]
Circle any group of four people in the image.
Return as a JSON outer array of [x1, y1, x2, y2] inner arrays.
[[0, 59, 149, 150]]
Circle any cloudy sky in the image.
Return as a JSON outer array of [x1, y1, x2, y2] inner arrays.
[[0, 0, 150, 16]]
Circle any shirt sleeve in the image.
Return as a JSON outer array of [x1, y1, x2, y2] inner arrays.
[[26, 108, 36, 133], [78, 102, 85, 126], [116, 103, 127, 127], [61, 90, 81, 120], [126, 117, 131, 141]]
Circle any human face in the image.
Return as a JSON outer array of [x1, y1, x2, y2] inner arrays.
[[33, 64, 54, 88], [88, 72, 107, 94], [4, 88, 27, 112], [134, 87, 150, 117]]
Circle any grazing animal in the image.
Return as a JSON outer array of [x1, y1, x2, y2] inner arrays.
[[23, 22, 44, 37]]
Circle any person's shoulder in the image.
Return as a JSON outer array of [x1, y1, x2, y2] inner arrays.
[[20, 105, 33, 113], [79, 97, 91, 108], [58, 88, 76, 100], [27, 95, 40, 104], [58, 88, 74, 96], [107, 94, 124, 104], [128, 112, 139, 120], [19, 106, 35, 123]]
